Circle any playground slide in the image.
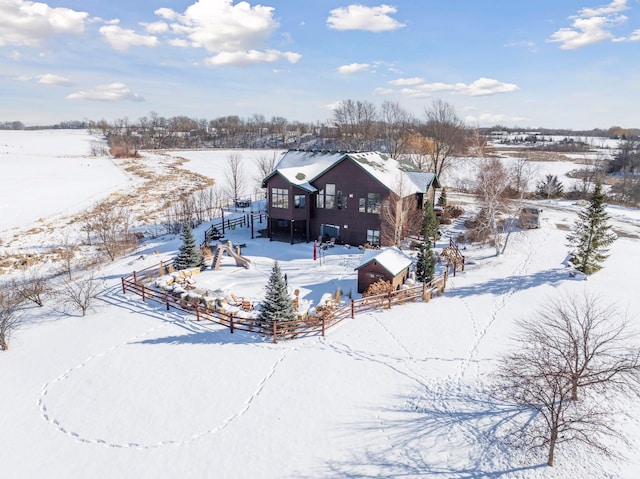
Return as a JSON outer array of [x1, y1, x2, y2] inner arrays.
[[213, 245, 251, 269]]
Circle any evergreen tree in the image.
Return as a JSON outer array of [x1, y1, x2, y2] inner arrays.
[[415, 242, 435, 282], [536, 174, 564, 199], [259, 260, 296, 323], [566, 182, 616, 274], [437, 187, 448, 207], [173, 223, 205, 271], [422, 200, 439, 246]]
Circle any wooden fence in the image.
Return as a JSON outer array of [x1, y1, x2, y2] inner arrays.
[[121, 263, 448, 343]]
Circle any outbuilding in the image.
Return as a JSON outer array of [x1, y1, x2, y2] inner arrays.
[[355, 247, 413, 294]]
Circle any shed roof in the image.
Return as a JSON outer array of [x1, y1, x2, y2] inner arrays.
[[355, 247, 413, 277]]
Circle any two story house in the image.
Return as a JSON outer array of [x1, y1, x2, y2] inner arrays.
[[261, 150, 441, 246]]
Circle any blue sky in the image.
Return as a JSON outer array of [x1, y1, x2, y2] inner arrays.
[[1, 0, 639, 129]]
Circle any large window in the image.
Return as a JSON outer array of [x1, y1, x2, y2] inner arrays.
[[271, 188, 288, 209], [367, 229, 380, 245], [316, 188, 324, 208], [325, 183, 336, 209], [294, 194, 306, 208], [316, 183, 337, 209], [367, 193, 381, 214]]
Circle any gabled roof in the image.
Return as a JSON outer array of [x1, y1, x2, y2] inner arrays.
[[355, 247, 413, 277], [262, 150, 440, 196]]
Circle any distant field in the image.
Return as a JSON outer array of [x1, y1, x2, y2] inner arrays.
[[0, 130, 129, 232]]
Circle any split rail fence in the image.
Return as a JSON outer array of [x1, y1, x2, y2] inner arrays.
[[121, 264, 449, 343]]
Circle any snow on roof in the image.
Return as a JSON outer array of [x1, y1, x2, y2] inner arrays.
[[267, 150, 438, 196], [355, 246, 413, 276]]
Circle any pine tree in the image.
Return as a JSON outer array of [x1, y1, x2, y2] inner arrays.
[[422, 200, 439, 246], [437, 187, 448, 207], [415, 242, 435, 282], [536, 174, 564, 199], [566, 182, 616, 274], [259, 260, 296, 323], [173, 223, 205, 271]]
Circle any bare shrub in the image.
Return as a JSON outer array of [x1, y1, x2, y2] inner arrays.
[[364, 279, 394, 297], [0, 288, 24, 351], [12, 271, 51, 307], [89, 204, 137, 261]]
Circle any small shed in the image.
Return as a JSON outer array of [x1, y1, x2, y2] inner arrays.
[[518, 207, 542, 229], [355, 247, 413, 294]]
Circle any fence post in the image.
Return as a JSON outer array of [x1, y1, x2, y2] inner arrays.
[[273, 321, 277, 344], [322, 315, 326, 337], [351, 300, 355, 319], [141, 284, 146, 302], [196, 305, 200, 321], [122, 277, 126, 294], [387, 292, 391, 310], [165, 292, 170, 310], [230, 314, 234, 334], [133, 271, 138, 284]]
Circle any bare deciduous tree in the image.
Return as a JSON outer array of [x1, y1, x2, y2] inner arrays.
[[254, 152, 278, 191], [58, 275, 102, 317], [90, 204, 137, 261], [0, 288, 24, 351], [496, 293, 640, 466], [474, 157, 512, 255], [380, 174, 419, 246], [420, 99, 467, 178], [56, 234, 79, 280], [379, 100, 413, 159], [332, 99, 378, 151], [225, 153, 246, 203]]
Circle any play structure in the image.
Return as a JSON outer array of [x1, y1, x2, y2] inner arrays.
[[211, 241, 251, 270]]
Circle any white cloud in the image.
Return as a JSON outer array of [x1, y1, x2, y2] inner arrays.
[[504, 40, 537, 52], [99, 24, 159, 51], [401, 87, 430, 99], [337, 63, 371, 74], [578, 0, 629, 17], [156, 0, 299, 66], [327, 4, 405, 32], [66, 82, 144, 102], [547, 0, 630, 49], [16, 73, 74, 86], [37, 73, 74, 86], [154, 7, 179, 21], [374, 87, 394, 95], [205, 49, 301, 66], [168, 38, 190, 47], [142, 21, 169, 34], [389, 77, 424, 86], [630, 29, 640, 41], [324, 101, 343, 111], [0, 0, 88, 47], [397, 77, 519, 97], [465, 112, 530, 126], [460, 77, 520, 96]]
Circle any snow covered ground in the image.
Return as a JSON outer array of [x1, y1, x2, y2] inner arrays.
[[1, 131, 640, 478]]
